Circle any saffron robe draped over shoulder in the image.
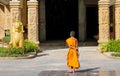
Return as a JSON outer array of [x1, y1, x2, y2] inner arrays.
[[66, 37, 80, 69]]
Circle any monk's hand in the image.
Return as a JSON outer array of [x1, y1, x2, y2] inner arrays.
[[77, 52, 80, 57], [76, 49, 79, 56]]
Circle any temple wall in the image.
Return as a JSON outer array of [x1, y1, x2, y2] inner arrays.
[[0, 0, 120, 44], [0, 4, 5, 39], [4, 5, 10, 29]]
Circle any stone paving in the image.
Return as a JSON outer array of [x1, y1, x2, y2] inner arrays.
[[38, 70, 120, 76], [0, 46, 120, 76]]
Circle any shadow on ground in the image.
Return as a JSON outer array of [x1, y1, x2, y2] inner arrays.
[[36, 54, 49, 57], [38, 67, 100, 76]]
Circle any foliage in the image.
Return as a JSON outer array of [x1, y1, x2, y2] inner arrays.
[[8, 45, 24, 54], [0, 47, 8, 53], [100, 40, 120, 53], [24, 40, 39, 53], [110, 23, 114, 27], [111, 52, 120, 57], [2, 36, 10, 43], [0, 47, 26, 57], [0, 40, 39, 57], [0, 53, 26, 57]]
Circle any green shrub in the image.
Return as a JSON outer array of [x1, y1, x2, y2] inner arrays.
[[7, 40, 39, 54], [100, 40, 120, 53], [99, 43, 108, 53], [8, 45, 24, 54], [0, 47, 26, 57], [24, 40, 39, 53], [111, 52, 120, 57], [0, 47, 8, 53], [0, 53, 26, 57], [0, 39, 39, 57], [2, 36, 10, 43]]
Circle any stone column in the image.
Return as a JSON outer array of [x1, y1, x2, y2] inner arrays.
[[98, 0, 110, 43], [78, 0, 86, 41], [10, 0, 21, 24], [9, 0, 21, 43], [27, 0, 39, 44], [115, 0, 120, 40]]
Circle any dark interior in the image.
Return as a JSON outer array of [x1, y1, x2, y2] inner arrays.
[[86, 6, 98, 41], [45, 0, 78, 40]]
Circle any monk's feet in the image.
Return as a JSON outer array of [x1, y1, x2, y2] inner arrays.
[[67, 70, 73, 73], [67, 69, 75, 73]]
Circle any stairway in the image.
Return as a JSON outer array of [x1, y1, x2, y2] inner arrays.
[[40, 40, 98, 46]]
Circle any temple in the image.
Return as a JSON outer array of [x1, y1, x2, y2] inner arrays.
[[0, 0, 119, 44]]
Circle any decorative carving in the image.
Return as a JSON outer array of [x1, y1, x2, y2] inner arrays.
[[11, 18, 24, 47], [29, 10, 36, 25], [98, 1, 110, 43], [28, 10, 37, 41], [12, 0, 18, 1], [99, 24, 109, 40], [27, 1, 39, 43], [102, 10, 109, 24], [29, 0, 37, 2], [12, 11, 19, 22], [115, 3, 120, 40]]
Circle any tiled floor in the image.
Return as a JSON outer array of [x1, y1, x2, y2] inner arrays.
[[0, 46, 120, 76]]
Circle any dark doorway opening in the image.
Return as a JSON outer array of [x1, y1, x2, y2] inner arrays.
[[86, 6, 98, 41], [45, 0, 78, 40]]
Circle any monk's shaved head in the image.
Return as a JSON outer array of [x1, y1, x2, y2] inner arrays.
[[70, 31, 75, 37]]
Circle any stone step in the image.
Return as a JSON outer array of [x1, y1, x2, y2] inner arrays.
[[40, 41, 98, 46], [0, 41, 98, 47]]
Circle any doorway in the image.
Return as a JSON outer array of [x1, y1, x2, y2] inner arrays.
[[86, 6, 98, 41], [45, 0, 78, 40]]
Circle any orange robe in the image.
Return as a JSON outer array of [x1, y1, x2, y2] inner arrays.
[[66, 37, 80, 69]]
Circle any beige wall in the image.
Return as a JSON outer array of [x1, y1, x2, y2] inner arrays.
[[0, 5, 5, 27], [0, 4, 5, 39], [4, 5, 10, 29]]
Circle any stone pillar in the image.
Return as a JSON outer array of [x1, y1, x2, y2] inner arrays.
[[98, 0, 110, 43], [9, 0, 21, 43], [78, 0, 86, 41], [115, 0, 120, 40], [27, 0, 39, 44], [9, 0, 21, 25]]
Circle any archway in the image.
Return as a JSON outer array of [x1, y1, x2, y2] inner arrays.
[[86, 5, 98, 41], [45, 0, 78, 40]]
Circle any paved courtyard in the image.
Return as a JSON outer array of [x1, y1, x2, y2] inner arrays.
[[0, 46, 120, 76]]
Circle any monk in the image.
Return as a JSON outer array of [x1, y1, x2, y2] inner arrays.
[[66, 31, 80, 73]]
